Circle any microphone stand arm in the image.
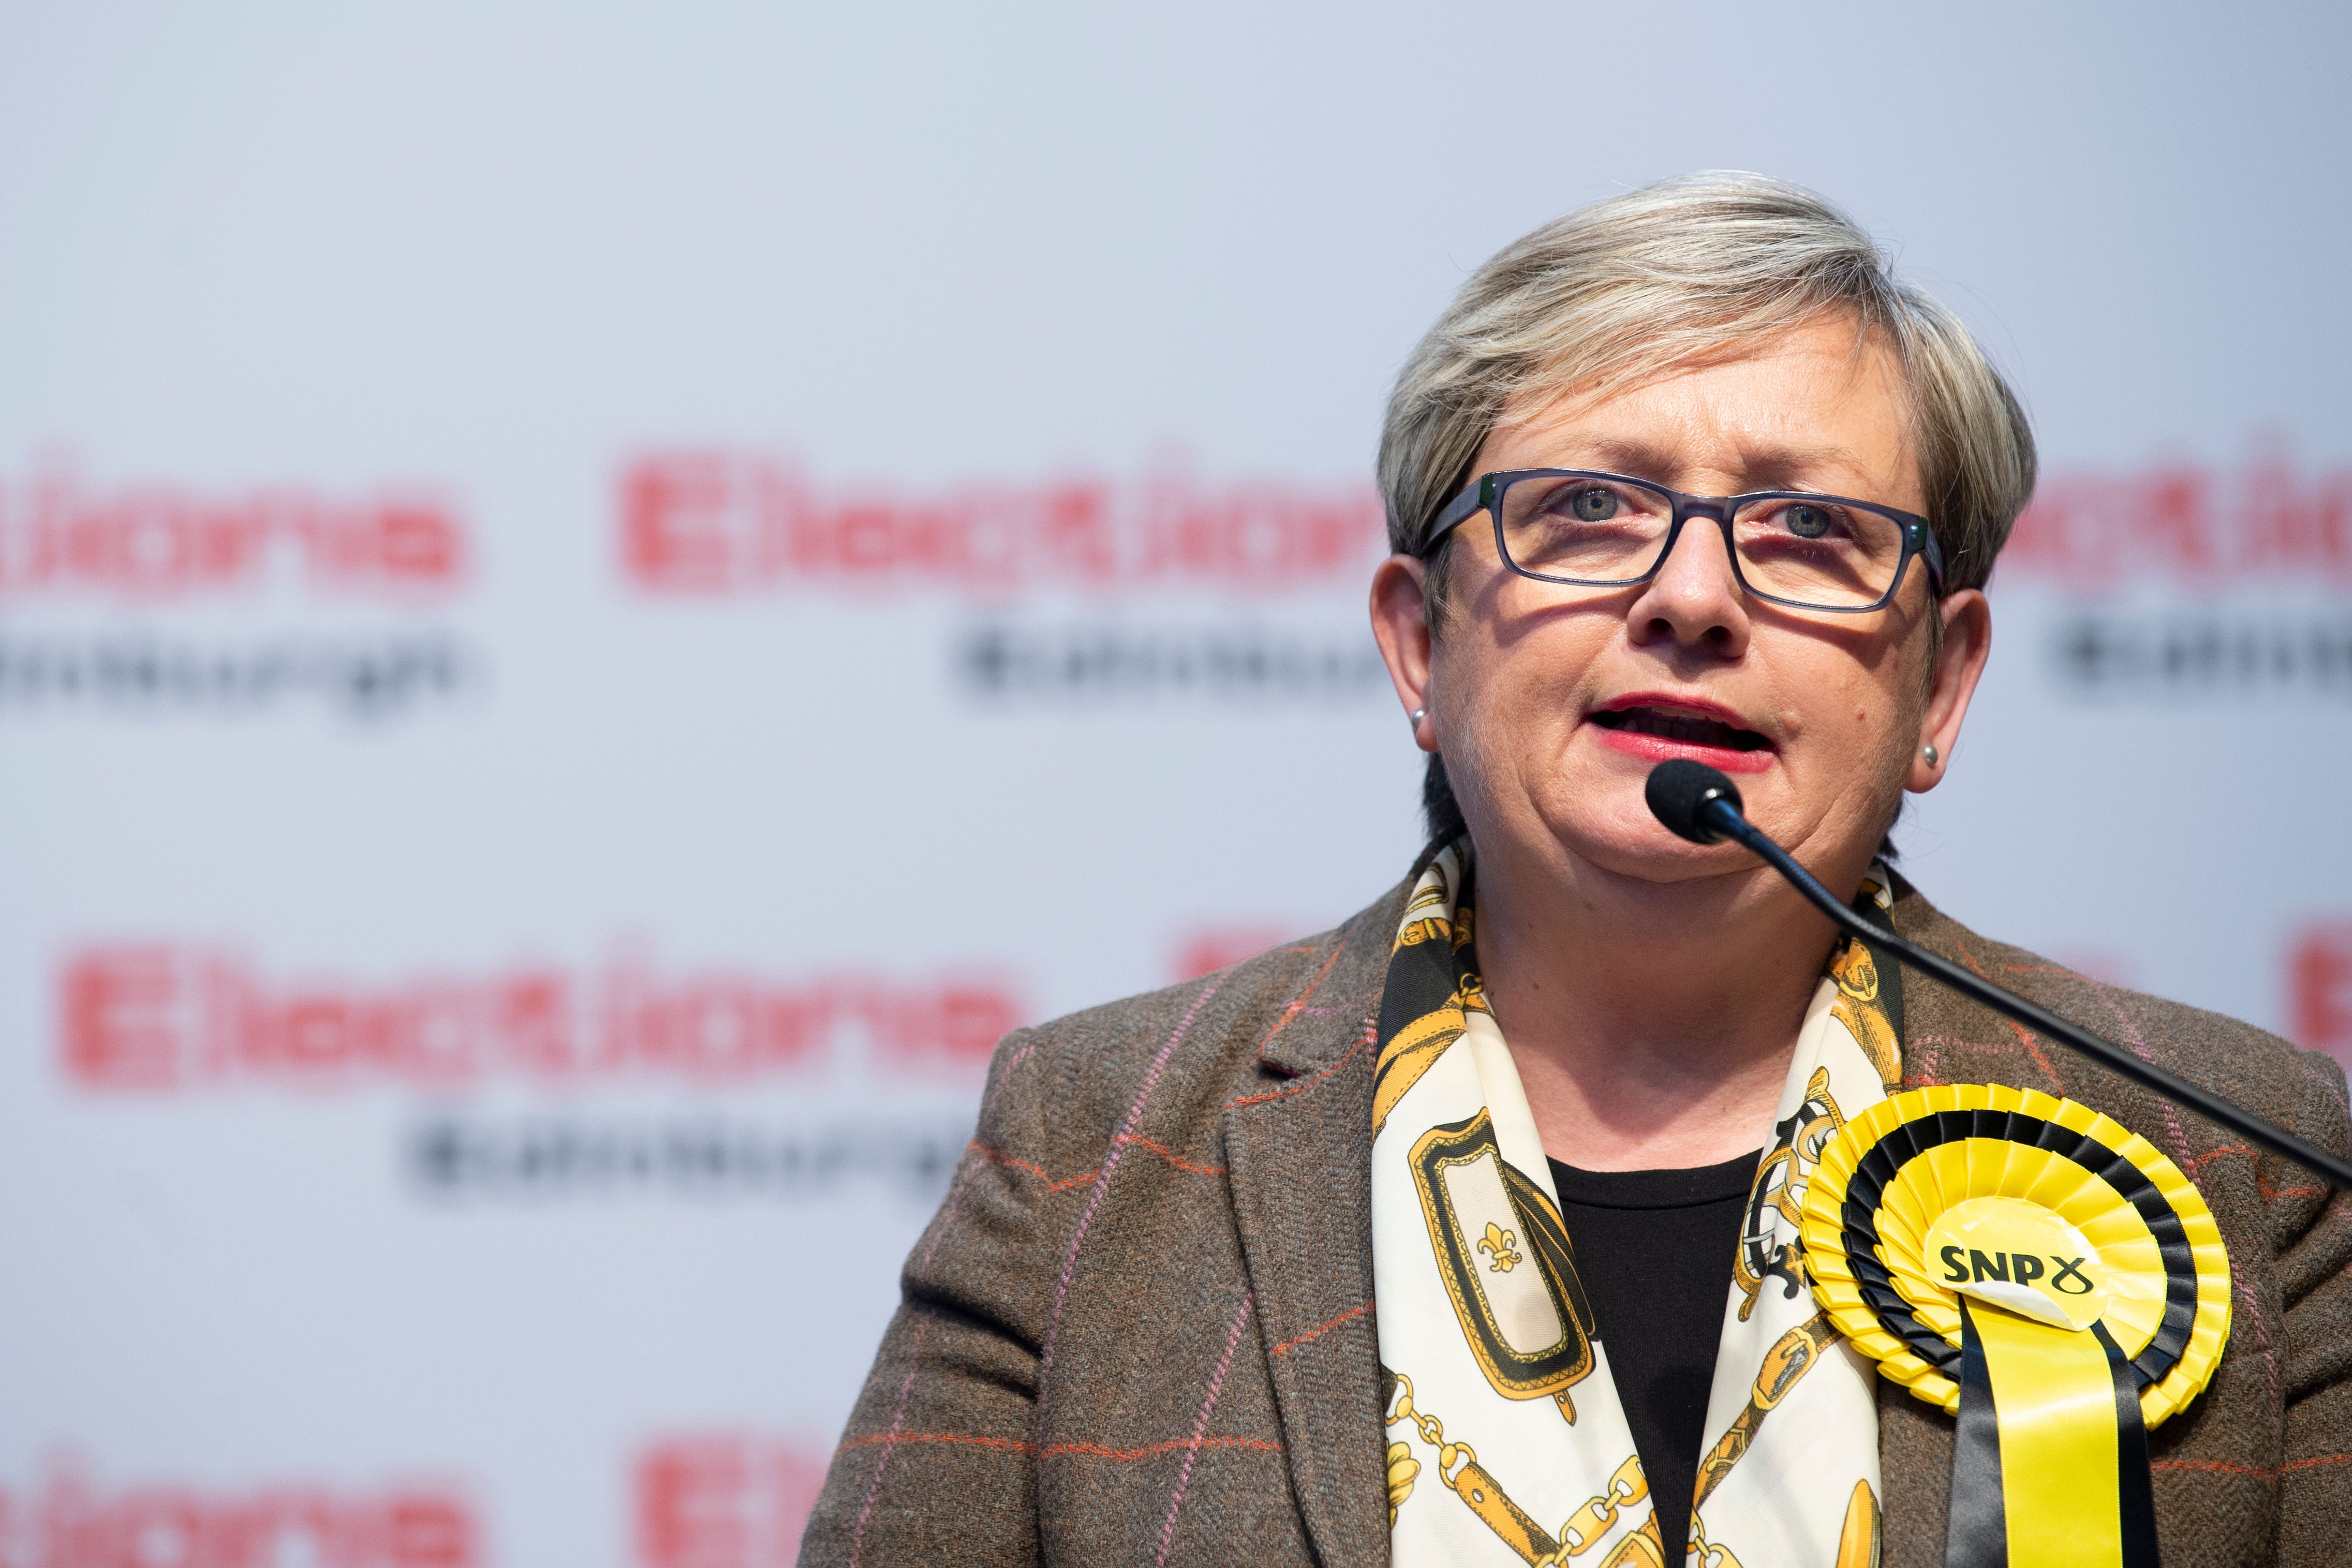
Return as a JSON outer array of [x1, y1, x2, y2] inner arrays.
[[1702, 798, 2352, 1195]]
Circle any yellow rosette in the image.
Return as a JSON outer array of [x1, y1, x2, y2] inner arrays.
[[1800, 1084, 2230, 1568]]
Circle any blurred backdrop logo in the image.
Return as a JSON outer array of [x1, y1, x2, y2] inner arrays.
[[632, 1436, 828, 1568], [2291, 921, 2352, 1059], [2003, 447, 2352, 702], [616, 450, 1382, 597], [1171, 925, 1303, 982], [0, 460, 465, 599], [0, 1460, 478, 1568], [54, 944, 1020, 1209], [2003, 447, 2350, 587], [615, 449, 1397, 707], [57, 945, 1020, 1093], [0, 458, 477, 721]]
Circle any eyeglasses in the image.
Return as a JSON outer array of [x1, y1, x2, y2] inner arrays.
[[1417, 469, 1946, 614]]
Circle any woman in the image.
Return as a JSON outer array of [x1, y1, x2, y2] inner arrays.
[[799, 175, 2351, 1567]]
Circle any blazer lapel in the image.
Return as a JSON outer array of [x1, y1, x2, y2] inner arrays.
[[1223, 886, 1405, 1568]]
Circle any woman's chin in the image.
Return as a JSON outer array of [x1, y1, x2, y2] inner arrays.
[[1522, 775, 1760, 888], [1567, 824, 1750, 886]]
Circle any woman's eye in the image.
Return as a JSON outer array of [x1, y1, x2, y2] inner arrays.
[[1784, 503, 1835, 539], [1569, 486, 1619, 522]]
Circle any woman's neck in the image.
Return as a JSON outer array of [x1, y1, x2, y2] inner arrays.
[[1471, 842, 1851, 1173]]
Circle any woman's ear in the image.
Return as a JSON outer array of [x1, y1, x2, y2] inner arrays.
[[1370, 554, 1440, 753], [1909, 588, 1992, 792]]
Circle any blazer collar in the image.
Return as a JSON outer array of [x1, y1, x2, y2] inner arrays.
[[1256, 878, 1410, 1079]]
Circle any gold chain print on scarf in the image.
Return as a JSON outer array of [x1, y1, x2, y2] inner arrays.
[[1732, 1064, 1847, 1321], [1691, 1312, 1841, 1503], [1733, 925, 1901, 1322], [1828, 936, 1903, 1090], [1383, 1373, 1660, 1566], [1372, 844, 1901, 1568]]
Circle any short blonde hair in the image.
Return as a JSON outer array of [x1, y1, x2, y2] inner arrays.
[[1379, 172, 2036, 622]]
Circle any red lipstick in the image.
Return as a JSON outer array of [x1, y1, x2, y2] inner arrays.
[[1584, 692, 1777, 775]]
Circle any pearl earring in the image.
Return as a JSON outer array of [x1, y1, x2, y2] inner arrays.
[[1409, 708, 1427, 726], [1923, 744, 1939, 766]]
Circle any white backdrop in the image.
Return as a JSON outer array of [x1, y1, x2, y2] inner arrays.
[[3, 3, 2348, 1564]]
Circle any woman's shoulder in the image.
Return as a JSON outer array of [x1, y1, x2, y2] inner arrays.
[[968, 879, 1409, 1163], [1887, 874, 2350, 1144]]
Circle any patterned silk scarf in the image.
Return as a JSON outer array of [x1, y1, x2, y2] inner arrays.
[[1374, 842, 1905, 1568]]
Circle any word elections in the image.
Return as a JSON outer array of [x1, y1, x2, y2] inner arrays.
[[0, 1465, 476, 1568], [60, 947, 1022, 1093], [0, 465, 465, 599], [2004, 451, 2351, 587], [618, 452, 1385, 596], [634, 1436, 829, 1568], [1938, 1246, 2095, 1294]]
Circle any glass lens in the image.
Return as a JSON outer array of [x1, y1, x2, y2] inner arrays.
[[1731, 495, 1908, 607], [1496, 474, 1674, 582]]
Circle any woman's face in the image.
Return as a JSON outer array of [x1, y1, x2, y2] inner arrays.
[[1371, 314, 1992, 892]]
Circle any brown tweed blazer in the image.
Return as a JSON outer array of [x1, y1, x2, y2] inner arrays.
[[800, 874, 2352, 1566]]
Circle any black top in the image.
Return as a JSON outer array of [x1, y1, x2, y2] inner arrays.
[[1548, 1150, 1760, 1568]]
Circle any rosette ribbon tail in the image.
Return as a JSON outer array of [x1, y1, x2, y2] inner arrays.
[[1943, 1299, 2160, 1568]]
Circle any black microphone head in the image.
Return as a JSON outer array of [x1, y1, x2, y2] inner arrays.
[[1645, 760, 1745, 844]]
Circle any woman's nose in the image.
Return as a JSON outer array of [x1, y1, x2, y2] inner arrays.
[[1626, 516, 1751, 655]]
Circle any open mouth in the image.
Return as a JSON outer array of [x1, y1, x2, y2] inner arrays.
[[1587, 704, 1772, 753]]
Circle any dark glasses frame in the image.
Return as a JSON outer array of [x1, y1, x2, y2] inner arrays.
[[1416, 468, 1948, 614]]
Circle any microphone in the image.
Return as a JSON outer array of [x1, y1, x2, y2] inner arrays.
[[1644, 758, 2352, 1194]]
